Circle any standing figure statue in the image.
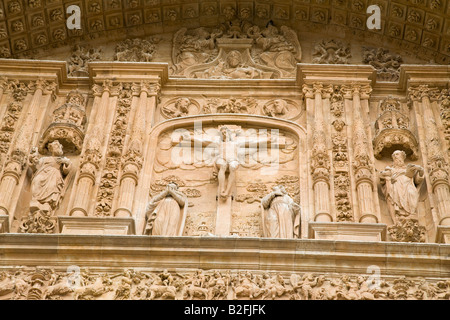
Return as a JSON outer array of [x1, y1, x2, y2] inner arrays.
[[21, 140, 72, 233], [379, 150, 424, 222], [144, 182, 188, 236], [261, 185, 301, 239]]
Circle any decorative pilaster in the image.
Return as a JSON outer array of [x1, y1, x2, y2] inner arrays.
[[409, 85, 450, 229], [0, 79, 56, 224], [330, 86, 353, 222], [303, 83, 333, 222], [94, 83, 133, 217], [70, 80, 117, 217], [114, 81, 160, 217], [342, 83, 379, 224]]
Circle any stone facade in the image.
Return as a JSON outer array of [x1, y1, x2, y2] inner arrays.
[[0, 0, 449, 300]]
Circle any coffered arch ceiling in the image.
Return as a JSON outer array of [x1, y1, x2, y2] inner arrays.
[[0, 0, 449, 67]]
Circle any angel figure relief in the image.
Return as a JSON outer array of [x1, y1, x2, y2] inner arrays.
[[171, 21, 302, 78]]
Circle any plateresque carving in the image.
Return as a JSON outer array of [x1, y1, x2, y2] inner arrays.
[[261, 185, 301, 239], [144, 182, 188, 236], [20, 141, 72, 234]]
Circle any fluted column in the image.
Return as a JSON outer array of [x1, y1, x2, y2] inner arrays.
[[70, 81, 113, 217], [409, 85, 450, 226], [114, 81, 159, 217], [304, 83, 333, 222], [343, 84, 378, 223]]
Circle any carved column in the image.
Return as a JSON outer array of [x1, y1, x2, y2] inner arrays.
[[70, 81, 113, 217], [114, 81, 159, 217], [409, 85, 450, 228], [343, 84, 379, 223], [304, 83, 333, 222]]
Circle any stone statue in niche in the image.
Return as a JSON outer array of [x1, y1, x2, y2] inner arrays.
[[144, 182, 188, 236], [261, 185, 301, 239], [21, 141, 72, 233], [379, 150, 424, 222]]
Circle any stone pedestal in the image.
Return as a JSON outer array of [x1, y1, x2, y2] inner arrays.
[[0, 215, 9, 233], [308, 222, 387, 241], [436, 226, 450, 244], [58, 217, 136, 235]]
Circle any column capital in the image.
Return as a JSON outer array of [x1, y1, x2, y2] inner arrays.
[[341, 83, 372, 99], [408, 85, 440, 102]]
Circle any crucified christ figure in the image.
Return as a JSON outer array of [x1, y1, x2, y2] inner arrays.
[[174, 125, 285, 200]]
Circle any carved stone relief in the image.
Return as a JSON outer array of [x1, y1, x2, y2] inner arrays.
[[0, 267, 449, 300], [379, 150, 425, 242], [362, 47, 403, 82], [373, 97, 419, 160], [171, 17, 301, 78], [312, 40, 351, 64], [114, 38, 160, 62], [68, 45, 103, 77], [330, 87, 353, 222], [20, 141, 72, 234], [94, 84, 133, 217], [39, 90, 87, 155], [144, 182, 188, 236], [261, 185, 301, 239], [160, 97, 302, 120]]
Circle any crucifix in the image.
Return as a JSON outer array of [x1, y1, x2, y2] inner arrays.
[[173, 124, 285, 236]]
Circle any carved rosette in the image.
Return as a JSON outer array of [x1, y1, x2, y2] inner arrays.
[[388, 218, 426, 243], [373, 98, 419, 160], [39, 90, 87, 155]]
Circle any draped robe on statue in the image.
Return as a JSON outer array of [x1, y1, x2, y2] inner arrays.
[[261, 192, 300, 239], [381, 164, 422, 218], [145, 188, 188, 236], [30, 157, 70, 212]]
